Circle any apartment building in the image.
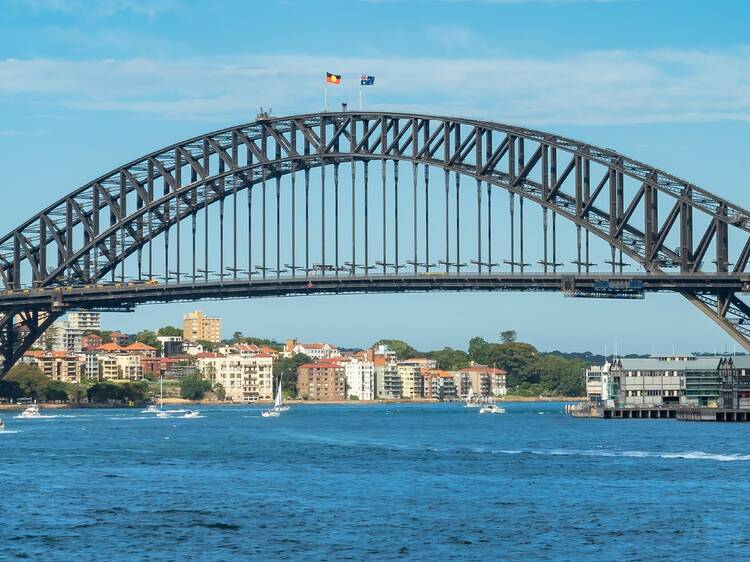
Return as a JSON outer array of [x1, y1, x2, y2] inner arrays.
[[197, 352, 274, 402], [66, 311, 101, 332], [455, 365, 507, 398], [374, 356, 401, 399], [422, 369, 457, 401], [21, 351, 83, 384], [344, 359, 375, 400], [297, 361, 346, 401], [183, 310, 222, 343]]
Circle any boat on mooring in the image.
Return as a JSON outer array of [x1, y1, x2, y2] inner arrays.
[[18, 405, 41, 418], [479, 403, 506, 415]]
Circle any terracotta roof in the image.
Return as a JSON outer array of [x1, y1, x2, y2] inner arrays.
[[24, 350, 77, 359], [298, 362, 342, 370], [196, 352, 224, 359], [96, 343, 124, 352], [125, 342, 157, 351]]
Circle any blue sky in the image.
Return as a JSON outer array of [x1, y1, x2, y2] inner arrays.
[[2, 0, 750, 353]]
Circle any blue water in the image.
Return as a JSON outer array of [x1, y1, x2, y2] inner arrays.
[[1, 402, 749, 561]]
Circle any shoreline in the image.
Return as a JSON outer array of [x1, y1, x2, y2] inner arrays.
[[0, 395, 582, 411]]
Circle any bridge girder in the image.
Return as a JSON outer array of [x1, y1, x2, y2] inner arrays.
[[1, 111, 749, 373]]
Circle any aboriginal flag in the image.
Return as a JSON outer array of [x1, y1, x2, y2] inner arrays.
[[326, 72, 342, 85]]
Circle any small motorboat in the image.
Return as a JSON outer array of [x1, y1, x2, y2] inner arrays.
[[0, 417, 5, 431], [479, 403, 506, 414], [261, 409, 280, 418], [141, 404, 160, 414], [156, 410, 173, 418], [18, 405, 41, 418], [183, 410, 200, 418]]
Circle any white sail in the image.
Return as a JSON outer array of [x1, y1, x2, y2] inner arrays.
[[274, 382, 283, 409]]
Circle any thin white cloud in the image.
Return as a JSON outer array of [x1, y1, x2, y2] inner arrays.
[[2, 48, 750, 126], [13, 0, 176, 18]]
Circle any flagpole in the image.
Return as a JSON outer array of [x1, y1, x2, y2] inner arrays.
[[324, 84, 328, 112], [359, 85, 362, 111]]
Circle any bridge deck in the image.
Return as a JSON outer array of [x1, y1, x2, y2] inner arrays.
[[1, 272, 747, 312]]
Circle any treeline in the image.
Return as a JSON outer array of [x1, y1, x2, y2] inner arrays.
[[375, 330, 586, 397]]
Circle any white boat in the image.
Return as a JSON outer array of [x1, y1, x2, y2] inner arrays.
[[141, 404, 160, 414], [0, 417, 4, 430], [464, 387, 481, 408], [261, 409, 280, 418], [273, 380, 289, 413], [156, 411, 173, 418], [479, 403, 506, 414], [19, 405, 41, 418], [183, 410, 200, 418]]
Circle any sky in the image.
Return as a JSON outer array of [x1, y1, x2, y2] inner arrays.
[[2, 0, 750, 354]]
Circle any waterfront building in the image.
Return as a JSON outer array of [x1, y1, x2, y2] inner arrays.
[[21, 350, 83, 383], [297, 361, 346, 401], [196, 352, 273, 401], [374, 357, 401, 399], [422, 369, 457, 401], [96, 353, 143, 381], [183, 310, 222, 343], [397, 361, 425, 399], [344, 358, 375, 400], [454, 364, 507, 398], [607, 355, 721, 408], [718, 356, 750, 409], [585, 363, 609, 402], [66, 311, 101, 332], [284, 339, 340, 360]]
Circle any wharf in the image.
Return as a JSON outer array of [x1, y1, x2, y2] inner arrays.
[[566, 402, 750, 422]]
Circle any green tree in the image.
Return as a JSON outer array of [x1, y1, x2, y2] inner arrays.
[[134, 330, 160, 349], [273, 353, 312, 395], [425, 347, 471, 370], [180, 375, 212, 400], [213, 383, 226, 401], [373, 339, 417, 360], [157, 325, 182, 337], [196, 339, 219, 352], [87, 382, 123, 403], [46, 380, 70, 402], [4, 364, 48, 400], [500, 330, 517, 344], [468, 336, 490, 364]]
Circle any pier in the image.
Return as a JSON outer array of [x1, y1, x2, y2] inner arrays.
[[566, 402, 750, 422]]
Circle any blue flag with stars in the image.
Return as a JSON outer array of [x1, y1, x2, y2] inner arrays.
[[360, 75, 375, 86]]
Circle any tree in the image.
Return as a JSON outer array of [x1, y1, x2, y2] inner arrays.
[[4, 364, 48, 400], [373, 339, 418, 360], [468, 337, 490, 364], [425, 347, 470, 371], [87, 382, 123, 403], [157, 326, 182, 337], [273, 353, 311, 395], [180, 375, 212, 400], [196, 339, 218, 352], [213, 383, 226, 401], [134, 330, 160, 349], [44, 326, 58, 351], [46, 380, 70, 402], [500, 330, 517, 344]]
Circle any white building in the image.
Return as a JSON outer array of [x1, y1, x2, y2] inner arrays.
[[66, 311, 101, 332], [284, 339, 340, 360], [39, 319, 83, 353], [585, 362, 609, 402], [344, 359, 375, 400], [197, 352, 274, 402]]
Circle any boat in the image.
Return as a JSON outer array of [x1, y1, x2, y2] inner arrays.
[[0, 417, 4, 431], [464, 387, 480, 408], [19, 405, 41, 418], [141, 404, 160, 414], [183, 410, 200, 418], [261, 409, 280, 418], [156, 410, 173, 418], [479, 403, 506, 414], [273, 379, 289, 413], [146, 375, 168, 415]]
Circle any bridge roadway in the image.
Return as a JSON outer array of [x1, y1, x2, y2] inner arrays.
[[2, 272, 747, 313]]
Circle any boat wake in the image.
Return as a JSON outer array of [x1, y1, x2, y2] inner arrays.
[[488, 448, 750, 462]]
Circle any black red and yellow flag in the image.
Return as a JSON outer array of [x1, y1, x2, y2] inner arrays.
[[326, 72, 342, 85]]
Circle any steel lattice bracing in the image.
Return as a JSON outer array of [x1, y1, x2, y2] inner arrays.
[[1, 111, 750, 373]]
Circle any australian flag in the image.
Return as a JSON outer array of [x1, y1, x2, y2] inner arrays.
[[360, 75, 375, 86]]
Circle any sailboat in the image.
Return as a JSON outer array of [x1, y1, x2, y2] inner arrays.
[[464, 387, 480, 408], [261, 376, 285, 417], [149, 375, 173, 417], [273, 378, 289, 413]]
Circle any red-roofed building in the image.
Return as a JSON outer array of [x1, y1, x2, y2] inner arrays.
[[21, 350, 83, 383], [80, 333, 102, 352], [284, 339, 340, 360], [124, 342, 157, 358], [109, 331, 130, 346], [455, 364, 507, 397], [96, 342, 125, 353]]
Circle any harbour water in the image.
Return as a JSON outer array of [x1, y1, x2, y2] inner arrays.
[[2, 402, 749, 560]]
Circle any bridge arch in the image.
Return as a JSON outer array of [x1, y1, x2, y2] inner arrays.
[[1, 111, 749, 372]]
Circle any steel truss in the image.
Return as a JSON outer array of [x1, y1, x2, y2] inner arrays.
[[1, 111, 749, 373]]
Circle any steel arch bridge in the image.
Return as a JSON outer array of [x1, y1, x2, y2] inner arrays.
[[1, 110, 750, 373]]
